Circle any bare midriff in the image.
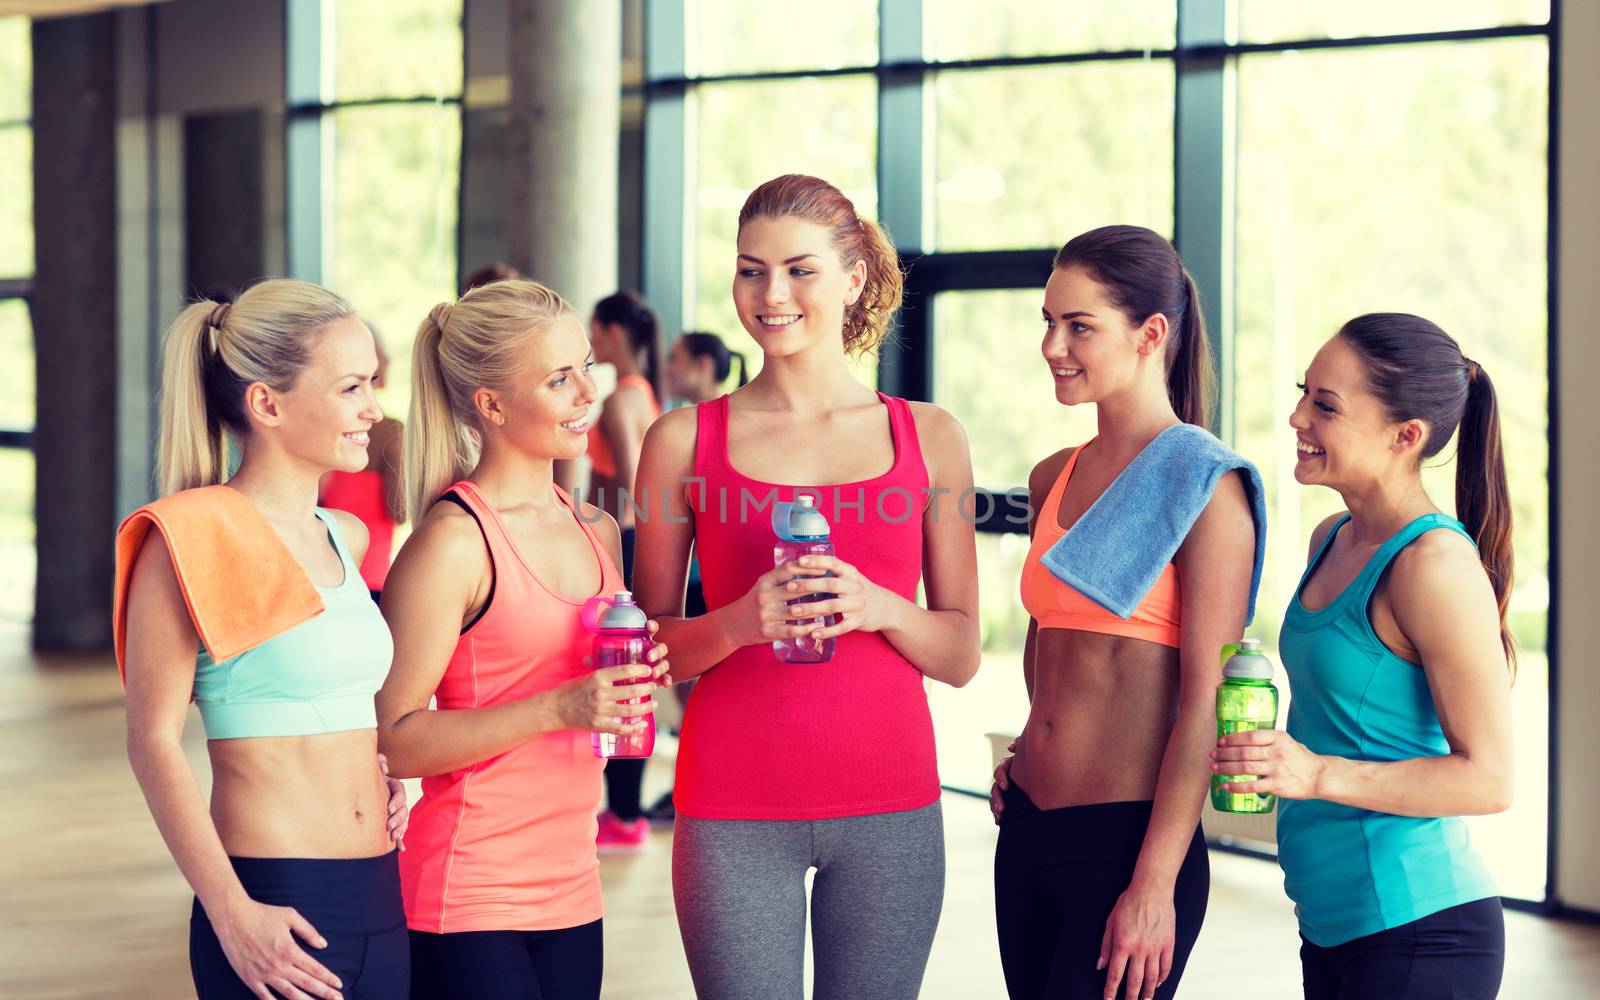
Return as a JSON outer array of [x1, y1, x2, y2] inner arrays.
[[1010, 628, 1181, 810], [208, 729, 390, 859]]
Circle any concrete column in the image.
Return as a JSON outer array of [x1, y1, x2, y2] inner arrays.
[[32, 14, 118, 651], [1554, 0, 1600, 914], [506, 0, 620, 312], [184, 110, 273, 297]]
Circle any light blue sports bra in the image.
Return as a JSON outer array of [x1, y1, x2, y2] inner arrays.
[[193, 509, 393, 740]]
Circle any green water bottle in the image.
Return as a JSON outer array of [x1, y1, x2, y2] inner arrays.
[[1212, 638, 1280, 814]]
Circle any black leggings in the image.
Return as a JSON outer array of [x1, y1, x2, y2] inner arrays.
[[995, 784, 1208, 1000], [189, 852, 409, 999], [602, 525, 649, 821], [1300, 897, 1504, 999], [409, 919, 603, 1000]]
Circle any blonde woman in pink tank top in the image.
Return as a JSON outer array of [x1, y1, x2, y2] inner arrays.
[[375, 279, 672, 999]]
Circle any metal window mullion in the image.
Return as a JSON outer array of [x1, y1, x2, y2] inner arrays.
[[642, 0, 689, 333], [875, 0, 930, 401], [1174, 0, 1234, 439], [285, 0, 328, 283]]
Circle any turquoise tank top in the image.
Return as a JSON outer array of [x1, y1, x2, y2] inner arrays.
[[1277, 513, 1498, 947], [193, 509, 394, 740]]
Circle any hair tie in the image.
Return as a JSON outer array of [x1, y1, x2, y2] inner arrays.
[[430, 302, 454, 329], [207, 302, 230, 330], [1464, 357, 1482, 383]]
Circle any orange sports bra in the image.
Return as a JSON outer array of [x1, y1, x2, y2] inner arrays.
[[587, 374, 661, 480], [1021, 443, 1183, 648]]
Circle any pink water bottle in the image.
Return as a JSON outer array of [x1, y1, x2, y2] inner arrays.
[[772, 495, 837, 664], [588, 591, 655, 759]]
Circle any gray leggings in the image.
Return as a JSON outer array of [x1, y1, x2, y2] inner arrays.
[[672, 801, 945, 1000]]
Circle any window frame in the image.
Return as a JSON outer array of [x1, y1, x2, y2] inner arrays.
[[642, 0, 1563, 909], [283, 0, 466, 288]]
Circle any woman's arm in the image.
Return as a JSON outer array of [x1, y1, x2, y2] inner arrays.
[[1216, 530, 1513, 817], [1101, 470, 1255, 1000], [124, 535, 343, 1000], [799, 404, 980, 686], [599, 390, 649, 527], [375, 505, 658, 779]]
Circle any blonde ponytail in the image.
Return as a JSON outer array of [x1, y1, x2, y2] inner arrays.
[[154, 279, 354, 496], [404, 279, 578, 520], [406, 306, 473, 522], [156, 301, 230, 495]]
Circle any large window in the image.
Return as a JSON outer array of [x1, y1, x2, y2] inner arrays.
[[647, 0, 1554, 903], [1231, 34, 1550, 900], [0, 16, 32, 623], [692, 76, 878, 355], [291, 0, 463, 423]]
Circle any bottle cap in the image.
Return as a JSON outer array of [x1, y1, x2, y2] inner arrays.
[[773, 494, 831, 541], [1223, 639, 1274, 680], [596, 590, 649, 631]]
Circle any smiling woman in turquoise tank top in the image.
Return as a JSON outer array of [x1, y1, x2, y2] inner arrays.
[[1211, 314, 1516, 1000]]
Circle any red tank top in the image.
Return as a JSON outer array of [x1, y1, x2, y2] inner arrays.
[[319, 469, 395, 590], [399, 480, 620, 933], [673, 393, 941, 820]]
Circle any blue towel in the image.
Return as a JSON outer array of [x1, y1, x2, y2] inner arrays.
[[1039, 423, 1269, 625]]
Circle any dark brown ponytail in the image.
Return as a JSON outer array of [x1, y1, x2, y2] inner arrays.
[[1456, 361, 1515, 673], [1338, 314, 1516, 676], [1053, 225, 1215, 428], [593, 289, 665, 401]]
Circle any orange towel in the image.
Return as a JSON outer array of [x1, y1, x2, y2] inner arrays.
[[113, 485, 325, 683]]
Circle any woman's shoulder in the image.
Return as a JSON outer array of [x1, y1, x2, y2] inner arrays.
[[1307, 511, 1349, 562], [640, 402, 701, 454], [324, 507, 370, 553], [1027, 446, 1077, 495], [904, 401, 970, 453], [1389, 521, 1482, 583]]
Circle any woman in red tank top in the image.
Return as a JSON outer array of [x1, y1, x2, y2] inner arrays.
[[633, 175, 980, 1000], [374, 278, 672, 1000], [587, 289, 667, 849], [319, 335, 404, 597]]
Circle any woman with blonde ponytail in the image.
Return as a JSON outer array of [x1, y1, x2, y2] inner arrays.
[[631, 174, 980, 1000], [118, 279, 411, 999], [1212, 314, 1513, 998], [375, 278, 671, 999]]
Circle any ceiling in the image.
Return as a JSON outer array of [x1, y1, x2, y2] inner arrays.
[[0, 0, 176, 18]]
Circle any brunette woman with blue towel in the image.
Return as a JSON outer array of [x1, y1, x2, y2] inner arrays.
[[1211, 315, 1513, 999], [991, 226, 1265, 1000]]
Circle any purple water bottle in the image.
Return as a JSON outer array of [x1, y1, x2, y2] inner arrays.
[[589, 591, 655, 759], [772, 495, 837, 663]]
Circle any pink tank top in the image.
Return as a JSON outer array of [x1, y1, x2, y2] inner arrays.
[[399, 480, 620, 933], [673, 393, 941, 820]]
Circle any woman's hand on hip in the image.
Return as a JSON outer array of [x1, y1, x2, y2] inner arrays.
[[377, 753, 407, 850], [989, 738, 1018, 825], [215, 896, 343, 1000]]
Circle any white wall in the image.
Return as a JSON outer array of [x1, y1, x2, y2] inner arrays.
[[1554, 0, 1600, 914]]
